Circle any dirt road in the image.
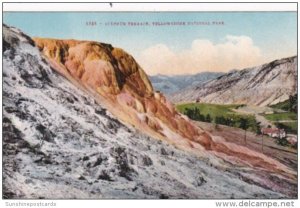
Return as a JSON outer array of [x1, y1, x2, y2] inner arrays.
[[233, 105, 276, 128]]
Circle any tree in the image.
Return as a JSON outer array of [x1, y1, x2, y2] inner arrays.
[[289, 94, 297, 113], [239, 118, 249, 145], [184, 107, 207, 122], [275, 122, 285, 129], [277, 137, 288, 146], [216, 115, 226, 125], [205, 114, 212, 123], [255, 122, 261, 135], [225, 117, 235, 127], [185, 108, 198, 120], [199, 114, 205, 122]]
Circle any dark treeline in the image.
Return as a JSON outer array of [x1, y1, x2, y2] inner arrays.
[[183, 107, 260, 133]]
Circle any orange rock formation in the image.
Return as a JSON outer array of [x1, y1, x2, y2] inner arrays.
[[33, 38, 295, 181]]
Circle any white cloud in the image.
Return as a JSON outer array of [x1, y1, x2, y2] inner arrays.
[[136, 35, 263, 75]]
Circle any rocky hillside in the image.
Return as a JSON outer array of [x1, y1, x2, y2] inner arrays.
[[33, 37, 206, 147], [3, 24, 297, 198], [171, 56, 297, 106], [150, 72, 224, 94]]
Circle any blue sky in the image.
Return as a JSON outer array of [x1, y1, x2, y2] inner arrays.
[[3, 12, 297, 75]]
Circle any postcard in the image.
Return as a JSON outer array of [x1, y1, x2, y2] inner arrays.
[[2, 2, 298, 202]]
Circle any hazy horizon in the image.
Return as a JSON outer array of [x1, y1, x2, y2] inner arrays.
[[149, 54, 297, 76]]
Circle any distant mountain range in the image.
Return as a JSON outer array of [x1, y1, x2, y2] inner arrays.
[[150, 72, 224, 94], [170, 56, 297, 106]]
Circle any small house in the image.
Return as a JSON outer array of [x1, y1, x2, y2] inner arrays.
[[261, 127, 286, 138]]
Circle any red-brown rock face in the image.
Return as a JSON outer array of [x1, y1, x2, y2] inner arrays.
[[33, 38, 295, 181], [33, 38, 207, 144]]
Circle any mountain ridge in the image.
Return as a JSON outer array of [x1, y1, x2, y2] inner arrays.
[[150, 72, 224, 94], [171, 56, 297, 106]]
